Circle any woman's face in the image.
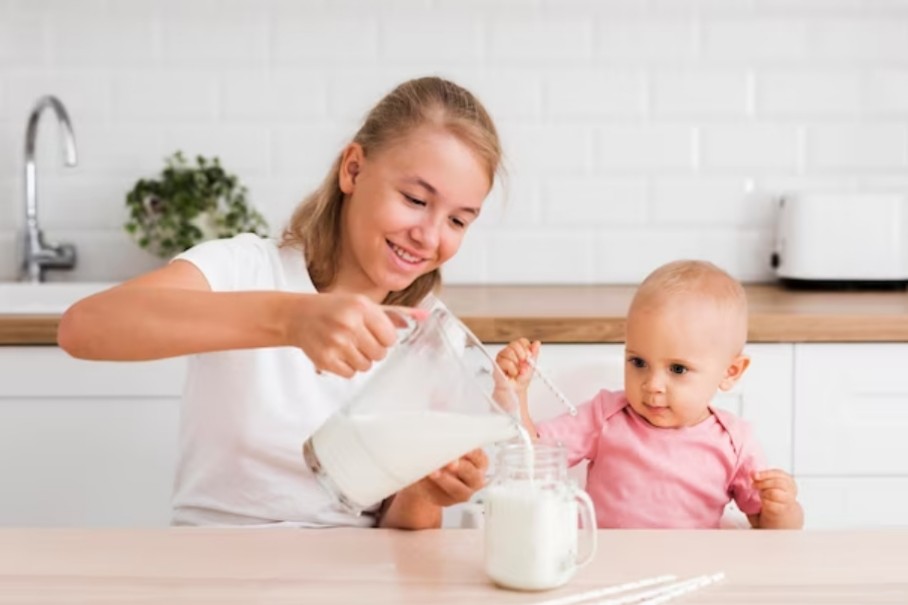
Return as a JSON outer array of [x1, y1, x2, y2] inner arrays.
[[336, 125, 492, 300]]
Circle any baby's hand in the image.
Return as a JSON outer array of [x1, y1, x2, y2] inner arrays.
[[754, 469, 799, 518], [495, 338, 540, 392]]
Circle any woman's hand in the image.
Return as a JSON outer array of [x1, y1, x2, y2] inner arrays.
[[286, 293, 422, 378], [414, 448, 489, 507], [378, 449, 489, 529]]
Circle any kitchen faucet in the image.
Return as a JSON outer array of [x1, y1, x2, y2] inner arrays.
[[20, 95, 78, 283]]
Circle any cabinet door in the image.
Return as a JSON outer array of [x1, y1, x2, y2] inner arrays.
[[794, 344, 908, 476], [799, 477, 908, 529], [0, 348, 185, 527]]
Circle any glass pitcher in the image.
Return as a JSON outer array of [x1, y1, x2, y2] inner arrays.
[[302, 305, 526, 514], [483, 443, 597, 591]]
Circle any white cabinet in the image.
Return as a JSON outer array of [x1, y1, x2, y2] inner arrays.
[[0, 348, 184, 527], [794, 344, 908, 529], [798, 478, 908, 529]]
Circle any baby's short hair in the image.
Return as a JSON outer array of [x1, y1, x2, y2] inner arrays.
[[631, 260, 749, 351]]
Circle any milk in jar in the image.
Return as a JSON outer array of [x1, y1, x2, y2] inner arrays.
[[482, 444, 597, 591]]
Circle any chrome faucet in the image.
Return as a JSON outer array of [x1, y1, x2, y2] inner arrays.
[[21, 95, 78, 283]]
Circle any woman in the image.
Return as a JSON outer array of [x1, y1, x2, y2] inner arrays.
[[58, 76, 503, 529]]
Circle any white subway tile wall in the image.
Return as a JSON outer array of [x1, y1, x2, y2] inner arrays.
[[1, 0, 907, 283]]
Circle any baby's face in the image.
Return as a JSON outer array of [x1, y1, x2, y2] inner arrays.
[[623, 298, 743, 428]]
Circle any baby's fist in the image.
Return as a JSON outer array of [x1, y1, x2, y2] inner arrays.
[[754, 469, 798, 517], [495, 338, 539, 389]]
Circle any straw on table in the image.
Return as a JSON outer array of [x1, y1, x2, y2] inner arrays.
[[596, 573, 726, 605], [531, 575, 677, 605], [638, 573, 725, 604]]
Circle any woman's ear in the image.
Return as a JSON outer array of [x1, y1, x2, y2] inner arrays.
[[338, 143, 364, 194], [718, 354, 751, 392]]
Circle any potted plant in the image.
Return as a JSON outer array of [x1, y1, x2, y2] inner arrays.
[[125, 151, 269, 259]]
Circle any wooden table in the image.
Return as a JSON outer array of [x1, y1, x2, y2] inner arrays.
[[1, 528, 906, 603]]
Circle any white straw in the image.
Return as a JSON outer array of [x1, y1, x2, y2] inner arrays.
[[637, 573, 725, 604], [526, 356, 578, 416], [594, 573, 726, 605], [531, 575, 677, 605]]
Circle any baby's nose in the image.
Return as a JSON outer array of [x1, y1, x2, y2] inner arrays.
[[643, 375, 666, 393]]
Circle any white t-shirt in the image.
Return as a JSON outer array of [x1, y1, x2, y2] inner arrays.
[[171, 234, 377, 527]]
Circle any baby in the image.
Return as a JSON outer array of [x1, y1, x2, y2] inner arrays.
[[496, 260, 803, 529]]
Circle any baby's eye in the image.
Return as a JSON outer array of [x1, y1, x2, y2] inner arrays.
[[628, 357, 645, 369], [450, 216, 466, 229], [669, 363, 688, 375]]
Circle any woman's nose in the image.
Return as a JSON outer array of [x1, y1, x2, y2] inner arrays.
[[410, 217, 441, 249]]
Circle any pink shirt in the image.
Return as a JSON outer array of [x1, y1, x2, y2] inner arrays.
[[537, 389, 765, 529]]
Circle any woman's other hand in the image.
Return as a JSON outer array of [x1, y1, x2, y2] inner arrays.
[[379, 448, 489, 529], [416, 448, 488, 507]]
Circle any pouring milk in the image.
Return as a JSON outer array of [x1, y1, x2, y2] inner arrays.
[[302, 306, 528, 513]]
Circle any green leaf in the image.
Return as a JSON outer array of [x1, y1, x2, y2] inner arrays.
[[124, 150, 270, 258]]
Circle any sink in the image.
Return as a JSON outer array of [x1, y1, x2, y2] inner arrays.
[[0, 282, 117, 314]]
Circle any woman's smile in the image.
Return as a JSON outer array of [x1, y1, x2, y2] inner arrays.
[[387, 239, 429, 269]]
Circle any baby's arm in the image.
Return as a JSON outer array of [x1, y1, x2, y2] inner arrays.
[[748, 469, 804, 529], [495, 338, 541, 440]]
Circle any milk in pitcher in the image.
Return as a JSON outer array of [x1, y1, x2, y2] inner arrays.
[[308, 410, 520, 511]]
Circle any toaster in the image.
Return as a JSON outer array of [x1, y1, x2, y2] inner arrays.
[[771, 193, 908, 289]]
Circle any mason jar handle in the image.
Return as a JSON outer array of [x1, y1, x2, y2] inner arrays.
[[573, 486, 597, 568]]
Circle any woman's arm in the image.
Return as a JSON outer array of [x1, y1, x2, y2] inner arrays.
[[58, 260, 400, 376], [58, 261, 297, 360]]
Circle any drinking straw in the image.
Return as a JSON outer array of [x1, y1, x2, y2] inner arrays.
[[531, 573, 725, 605], [531, 575, 677, 605], [637, 572, 725, 604], [526, 356, 579, 416], [595, 573, 726, 605]]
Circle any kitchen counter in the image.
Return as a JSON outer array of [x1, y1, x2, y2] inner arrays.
[[2, 284, 908, 345], [0, 528, 905, 603]]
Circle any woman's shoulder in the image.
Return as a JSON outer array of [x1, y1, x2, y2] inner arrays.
[[178, 234, 309, 292], [180, 233, 277, 262]]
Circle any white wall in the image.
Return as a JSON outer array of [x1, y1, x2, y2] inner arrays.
[[1, 0, 907, 284]]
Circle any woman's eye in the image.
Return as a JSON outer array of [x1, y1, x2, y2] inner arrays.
[[669, 364, 688, 375], [404, 194, 426, 206], [628, 357, 645, 369], [450, 217, 466, 228]]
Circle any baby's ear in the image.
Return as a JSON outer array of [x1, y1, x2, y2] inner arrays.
[[718, 354, 751, 391]]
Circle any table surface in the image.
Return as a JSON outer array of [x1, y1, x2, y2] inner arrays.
[[1, 528, 906, 603]]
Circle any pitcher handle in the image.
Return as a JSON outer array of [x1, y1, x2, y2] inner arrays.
[[573, 486, 597, 569], [381, 305, 424, 343]]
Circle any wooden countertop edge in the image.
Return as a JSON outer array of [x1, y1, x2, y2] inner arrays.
[[4, 313, 908, 345], [0, 315, 61, 346]]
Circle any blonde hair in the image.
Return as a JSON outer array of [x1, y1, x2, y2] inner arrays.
[[281, 76, 502, 307], [631, 260, 749, 350]]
